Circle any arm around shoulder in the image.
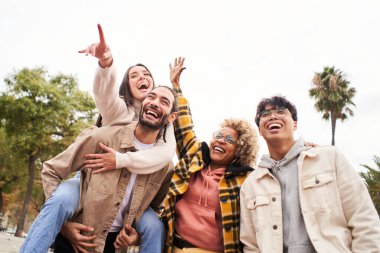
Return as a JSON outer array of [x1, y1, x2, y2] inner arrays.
[[116, 124, 176, 174]]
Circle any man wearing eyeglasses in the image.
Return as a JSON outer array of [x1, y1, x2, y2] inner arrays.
[[239, 96, 380, 253]]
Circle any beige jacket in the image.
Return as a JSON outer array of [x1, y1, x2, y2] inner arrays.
[[41, 64, 175, 199], [240, 145, 380, 253], [42, 122, 173, 252]]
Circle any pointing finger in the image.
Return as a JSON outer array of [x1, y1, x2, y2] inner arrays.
[[97, 24, 106, 46]]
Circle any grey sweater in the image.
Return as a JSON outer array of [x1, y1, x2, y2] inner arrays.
[[259, 138, 316, 253]]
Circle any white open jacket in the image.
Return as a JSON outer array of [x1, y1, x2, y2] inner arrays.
[[240, 145, 380, 253]]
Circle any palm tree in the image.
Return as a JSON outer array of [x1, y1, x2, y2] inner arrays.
[[360, 156, 380, 214], [309, 66, 356, 145]]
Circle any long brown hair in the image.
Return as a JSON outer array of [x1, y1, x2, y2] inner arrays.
[[96, 63, 155, 127]]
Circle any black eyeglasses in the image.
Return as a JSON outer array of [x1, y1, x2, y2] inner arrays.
[[213, 131, 237, 145], [259, 107, 289, 122]]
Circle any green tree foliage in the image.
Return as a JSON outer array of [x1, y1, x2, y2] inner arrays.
[[0, 67, 96, 236], [309, 66, 356, 145], [360, 156, 380, 214], [0, 128, 25, 216]]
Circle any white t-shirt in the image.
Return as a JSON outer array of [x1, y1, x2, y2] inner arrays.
[[109, 136, 154, 232]]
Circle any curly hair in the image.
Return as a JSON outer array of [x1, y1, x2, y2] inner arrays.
[[220, 118, 259, 167]]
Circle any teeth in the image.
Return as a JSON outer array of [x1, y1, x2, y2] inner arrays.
[[139, 82, 148, 89], [214, 146, 225, 153], [146, 110, 158, 118], [268, 123, 281, 130]]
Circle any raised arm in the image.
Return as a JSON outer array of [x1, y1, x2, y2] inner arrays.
[[169, 57, 200, 159], [80, 24, 135, 126], [169, 57, 206, 165], [78, 24, 113, 68], [80, 25, 176, 174]]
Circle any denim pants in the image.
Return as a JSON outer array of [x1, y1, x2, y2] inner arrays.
[[20, 175, 165, 253], [20, 177, 81, 253]]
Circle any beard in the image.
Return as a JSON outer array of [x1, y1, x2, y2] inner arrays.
[[138, 110, 170, 130]]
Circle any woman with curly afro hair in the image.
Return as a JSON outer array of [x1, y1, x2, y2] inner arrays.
[[162, 57, 260, 253]]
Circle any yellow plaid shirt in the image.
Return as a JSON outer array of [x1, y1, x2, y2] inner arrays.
[[162, 89, 253, 253]]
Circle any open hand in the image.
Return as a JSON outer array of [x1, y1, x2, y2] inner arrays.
[[84, 143, 117, 174], [169, 57, 186, 89]]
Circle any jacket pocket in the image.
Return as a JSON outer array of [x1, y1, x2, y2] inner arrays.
[[86, 171, 118, 203], [303, 172, 333, 189], [302, 172, 334, 211], [246, 195, 270, 209], [245, 195, 270, 232]]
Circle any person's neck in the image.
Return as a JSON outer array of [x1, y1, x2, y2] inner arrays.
[[267, 138, 296, 161], [209, 163, 227, 170], [134, 124, 159, 144], [132, 99, 142, 113]]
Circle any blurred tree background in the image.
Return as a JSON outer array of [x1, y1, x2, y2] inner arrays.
[[0, 67, 95, 236], [360, 156, 380, 214], [0, 64, 378, 239]]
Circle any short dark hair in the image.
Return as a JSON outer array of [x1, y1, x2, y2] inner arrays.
[[255, 96, 298, 126]]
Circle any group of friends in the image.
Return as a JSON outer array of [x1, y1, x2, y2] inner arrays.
[[20, 24, 380, 253]]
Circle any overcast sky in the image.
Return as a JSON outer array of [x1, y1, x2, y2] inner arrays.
[[1, 0, 379, 171]]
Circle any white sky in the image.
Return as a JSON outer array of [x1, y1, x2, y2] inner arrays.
[[1, 0, 379, 171]]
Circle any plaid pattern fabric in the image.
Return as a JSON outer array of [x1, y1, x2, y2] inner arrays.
[[162, 89, 252, 253], [126, 246, 139, 253]]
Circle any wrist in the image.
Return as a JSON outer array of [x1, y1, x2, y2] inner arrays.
[[134, 232, 141, 246], [99, 57, 113, 68], [171, 82, 180, 89]]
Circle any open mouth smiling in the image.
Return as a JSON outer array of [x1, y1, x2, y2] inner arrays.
[[138, 82, 149, 90], [213, 145, 225, 153], [267, 123, 282, 130], [145, 108, 161, 119]]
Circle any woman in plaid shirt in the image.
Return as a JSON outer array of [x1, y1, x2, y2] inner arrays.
[[162, 58, 260, 253]]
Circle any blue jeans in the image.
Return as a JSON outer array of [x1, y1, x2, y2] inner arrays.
[[20, 175, 165, 253], [20, 177, 81, 253], [136, 206, 165, 252]]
